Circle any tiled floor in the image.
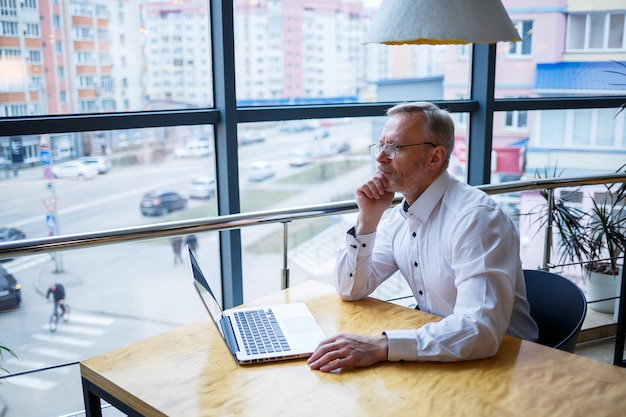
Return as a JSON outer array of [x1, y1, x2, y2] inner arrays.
[[575, 337, 619, 364], [575, 307, 623, 365]]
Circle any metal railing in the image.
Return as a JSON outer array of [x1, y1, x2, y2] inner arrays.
[[1, 172, 626, 274]]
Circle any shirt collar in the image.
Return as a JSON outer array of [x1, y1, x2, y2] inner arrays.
[[402, 171, 452, 222]]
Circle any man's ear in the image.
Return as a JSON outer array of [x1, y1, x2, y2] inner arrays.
[[427, 146, 447, 169]]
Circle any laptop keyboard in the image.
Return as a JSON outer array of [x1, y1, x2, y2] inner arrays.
[[234, 309, 291, 355]]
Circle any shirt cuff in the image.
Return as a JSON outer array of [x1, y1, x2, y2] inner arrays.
[[383, 330, 418, 361], [345, 227, 376, 256]]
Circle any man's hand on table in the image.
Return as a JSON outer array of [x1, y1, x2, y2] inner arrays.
[[307, 333, 388, 372]]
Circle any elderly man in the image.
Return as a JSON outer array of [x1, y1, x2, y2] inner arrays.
[[308, 102, 537, 372]]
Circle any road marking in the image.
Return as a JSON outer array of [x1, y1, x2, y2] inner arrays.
[[6, 374, 56, 390], [39, 323, 105, 336], [69, 313, 115, 326], [27, 346, 81, 361], [3, 357, 71, 375], [4, 357, 48, 369], [31, 333, 94, 347], [3, 254, 50, 273]]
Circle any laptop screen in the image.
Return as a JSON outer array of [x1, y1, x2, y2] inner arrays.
[[188, 248, 224, 333]]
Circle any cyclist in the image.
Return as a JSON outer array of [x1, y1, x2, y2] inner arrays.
[[46, 283, 67, 316]]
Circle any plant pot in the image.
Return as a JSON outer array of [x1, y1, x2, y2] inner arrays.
[[585, 268, 622, 314]]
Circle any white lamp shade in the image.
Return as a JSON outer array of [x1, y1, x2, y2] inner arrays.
[[363, 0, 521, 45]]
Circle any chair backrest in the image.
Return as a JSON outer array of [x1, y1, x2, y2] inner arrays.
[[523, 269, 587, 353]]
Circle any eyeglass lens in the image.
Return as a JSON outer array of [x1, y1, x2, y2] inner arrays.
[[369, 144, 395, 159]]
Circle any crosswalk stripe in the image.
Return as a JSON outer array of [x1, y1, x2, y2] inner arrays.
[[4, 357, 72, 375], [68, 313, 116, 326], [6, 374, 57, 390], [4, 357, 48, 369], [31, 333, 94, 347], [28, 346, 81, 361], [40, 323, 106, 336]]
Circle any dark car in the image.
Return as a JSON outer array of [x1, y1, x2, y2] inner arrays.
[[0, 265, 21, 310], [140, 191, 187, 216], [0, 227, 26, 263]]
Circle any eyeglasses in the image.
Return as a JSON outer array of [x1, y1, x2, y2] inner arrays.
[[369, 142, 436, 159]]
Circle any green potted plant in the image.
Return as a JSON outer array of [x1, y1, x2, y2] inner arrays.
[[529, 165, 626, 314], [582, 175, 626, 314]]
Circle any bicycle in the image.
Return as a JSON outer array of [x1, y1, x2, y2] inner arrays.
[[49, 303, 71, 333]]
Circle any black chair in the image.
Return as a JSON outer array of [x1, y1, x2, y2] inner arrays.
[[523, 269, 587, 353]]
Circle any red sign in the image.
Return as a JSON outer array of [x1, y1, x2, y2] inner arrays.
[[43, 196, 58, 214], [39, 135, 50, 150]]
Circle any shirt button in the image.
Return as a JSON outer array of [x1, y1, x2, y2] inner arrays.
[[412, 232, 416, 238], [418, 290, 423, 295], [349, 273, 353, 277], [413, 261, 418, 267], [362, 243, 366, 247], [351, 244, 357, 249]]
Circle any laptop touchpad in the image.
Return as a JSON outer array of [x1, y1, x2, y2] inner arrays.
[[282, 317, 320, 335]]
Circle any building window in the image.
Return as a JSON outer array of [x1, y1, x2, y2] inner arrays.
[[1, 21, 19, 36], [505, 110, 528, 129], [28, 49, 42, 63], [53, 14, 61, 28], [505, 97, 529, 129], [21, 0, 37, 9], [567, 12, 626, 51], [1, 0, 17, 16], [73, 26, 94, 40], [1, 48, 20, 60], [509, 21, 533, 57], [537, 108, 623, 148], [24, 23, 40, 37]]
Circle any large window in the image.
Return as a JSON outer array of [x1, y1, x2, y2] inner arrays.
[[1, 1, 626, 415], [567, 12, 626, 51]]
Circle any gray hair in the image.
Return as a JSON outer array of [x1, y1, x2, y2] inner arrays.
[[386, 102, 455, 163]]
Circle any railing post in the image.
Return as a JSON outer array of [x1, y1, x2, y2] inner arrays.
[[281, 221, 290, 290], [543, 188, 554, 270]]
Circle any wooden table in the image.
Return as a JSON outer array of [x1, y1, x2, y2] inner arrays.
[[81, 281, 626, 417]]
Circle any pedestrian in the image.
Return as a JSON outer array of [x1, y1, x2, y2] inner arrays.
[[185, 234, 198, 254], [171, 236, 183, 265], [308, 102, 538, 372]]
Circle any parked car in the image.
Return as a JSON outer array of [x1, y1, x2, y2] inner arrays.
[[174, 141, 212, 158], [238, 129, 266, 145], [78, 156, 111, 174], [0, 227, 26, 263], [52, 160, 99, 180], [187, 176, 216, 199], [140, 191, 188, 216], [248, 162, 275, 182], [289, 149, 314, 167], [0, 265, 21, 310]]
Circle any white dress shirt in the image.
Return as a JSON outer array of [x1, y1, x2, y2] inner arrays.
[[335, 171, 538, 362]]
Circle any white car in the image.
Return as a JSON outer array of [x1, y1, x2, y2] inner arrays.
[[174, 141, 212, 158], [78, 156, 111, 174], [187, 176, 216, 199], [248, 162, 275, 182], [238, 129, 266, 145], [289, 149, 314, 167], [52, 161, 99, 180]]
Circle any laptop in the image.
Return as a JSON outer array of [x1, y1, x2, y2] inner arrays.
[[187, 247, 326, 365]]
